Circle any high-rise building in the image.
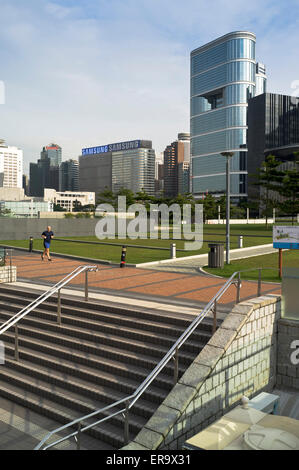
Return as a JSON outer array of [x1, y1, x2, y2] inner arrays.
[[60, 159, 79, 192], [190, 31, 266, 201], [0, 139, 23, 188], [41, 143, 62, 167], [29, 144, 61, 196], [79, 139, 155, 196], [178, 161, 190, 195], [163, 133, 190, 198], [247, 92, 299, 203], [22, 174, 29, 195]]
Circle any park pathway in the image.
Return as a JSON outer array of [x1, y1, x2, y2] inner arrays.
[[6, 249, 281, 313]]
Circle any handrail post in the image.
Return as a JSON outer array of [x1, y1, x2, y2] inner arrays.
[[85, 271, 88, 302], [236, 272, 241, 304], [57, 289, 61, 325], [15, 324, 19, 361], [212, 300, 217, 334], [258, 268, 262, 297], [173, 347, 179, 385], [123, 401, 130, 446], [76, 421, 81, 450]]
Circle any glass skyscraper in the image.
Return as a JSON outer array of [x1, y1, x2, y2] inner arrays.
[[190, 31, 266, 200]]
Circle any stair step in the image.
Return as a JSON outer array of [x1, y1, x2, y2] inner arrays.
[[2, 331, 179, 400], [0, 301, 210, 354], [0, 310, 202, 366], [0, 366, 148, 435], [0, 378, 132, 449], [0, 283, 215, 450]]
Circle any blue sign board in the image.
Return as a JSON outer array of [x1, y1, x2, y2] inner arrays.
[[273, 226, 299, 250], [82, 140, 141, 156]]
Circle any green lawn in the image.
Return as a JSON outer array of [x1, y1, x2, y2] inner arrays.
[[204, 250, 299, 282], [0, 223, 276, 265]]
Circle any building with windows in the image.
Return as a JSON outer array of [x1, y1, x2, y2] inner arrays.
[[163, 133, 190, 198], [59, 159, 79, 192], [0, 140, 23, 189], [178, 161, 190, 195], [247, 92, 299, 203], [41, 143, 62, 167], [190, 31, 266, 201], [30, 144, 61, 196], [79, 139, 155, 196], [44, 188, 95, 212], [0, 200, 53, 217]]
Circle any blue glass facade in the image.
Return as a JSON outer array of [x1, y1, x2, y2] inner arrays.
[[190, 31, 266, 198]]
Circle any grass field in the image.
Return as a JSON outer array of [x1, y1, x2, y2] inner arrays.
[[0, 224, 275, 264], [204, 250, 299, 282]]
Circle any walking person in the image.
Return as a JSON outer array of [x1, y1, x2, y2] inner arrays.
[[41, 226, 54, 261]]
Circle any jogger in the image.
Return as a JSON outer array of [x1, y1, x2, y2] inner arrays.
[[41, 226, 54, 261]]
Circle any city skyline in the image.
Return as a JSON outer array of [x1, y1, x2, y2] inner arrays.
[[0, 0, 299, 175]]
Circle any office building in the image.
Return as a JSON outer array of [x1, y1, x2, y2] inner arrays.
[[44, 188, 95, 212], [178, 161, 190, 195], [59, 159, 79, 192], [247, 92, 299, 202], [164, 133, 190, 198], [79, 139, 155, 196], [0, 139, 23, 189], [190, 31, 266, 201], [41, 143, 62, 167], [23, 175, 29, 195], [30, 144, 61, 196]]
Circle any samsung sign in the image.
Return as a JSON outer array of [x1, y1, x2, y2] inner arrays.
[[82, 140, 141, 156]]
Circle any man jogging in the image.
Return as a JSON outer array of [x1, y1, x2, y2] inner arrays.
[[41, 226, 54, 261]]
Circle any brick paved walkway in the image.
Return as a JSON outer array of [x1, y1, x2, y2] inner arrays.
[[8, 251, 281, 309]]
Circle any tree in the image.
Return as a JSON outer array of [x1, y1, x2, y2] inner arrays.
[[116, 188, 136, 208], [276, 157, 299, 224], [254, 154, 283, 227], [53, 203, 65, 212], [96, 187, 117, 208], [202, 194, 217, 222]]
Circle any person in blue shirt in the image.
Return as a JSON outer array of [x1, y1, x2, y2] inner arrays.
[[41, 226, 54, 261]]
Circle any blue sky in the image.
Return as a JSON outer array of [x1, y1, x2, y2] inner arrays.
[[0, 0, 299, 174]]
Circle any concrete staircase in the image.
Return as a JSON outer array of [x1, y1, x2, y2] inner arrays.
[[0, 284, 216, 450]]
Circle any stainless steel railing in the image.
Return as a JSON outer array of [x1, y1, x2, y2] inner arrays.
[[29, 266, 278, 450], [34, 268, 257, 451], [0, 264, 98, 360]]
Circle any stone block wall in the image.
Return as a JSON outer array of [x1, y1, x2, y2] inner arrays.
[[123, 294, 281, 451], [0, 266, 17, 283]]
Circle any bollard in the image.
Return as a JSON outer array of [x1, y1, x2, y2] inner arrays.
[[29, 237, 33, 252], [238, 236, 243, 248], [170, 243, 176, 259], [120, 246, 127, 268]]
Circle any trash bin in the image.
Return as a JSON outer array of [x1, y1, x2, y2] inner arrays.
[[0, 248, 5, 267], [208, 243, 224, 268]]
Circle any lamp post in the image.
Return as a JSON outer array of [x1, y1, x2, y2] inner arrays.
[[220, 152, 234, 264]]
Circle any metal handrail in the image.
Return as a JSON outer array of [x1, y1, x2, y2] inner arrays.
[[0, 264, 98, 352], [34, 266, 279, 450], [34, 268, 246, 450]]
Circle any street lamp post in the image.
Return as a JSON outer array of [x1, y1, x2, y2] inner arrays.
[[221, 152, 234, 264]]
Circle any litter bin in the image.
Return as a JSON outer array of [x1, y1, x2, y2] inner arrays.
[[208, 243, 224, 268], [0, 248, 5, 267]]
